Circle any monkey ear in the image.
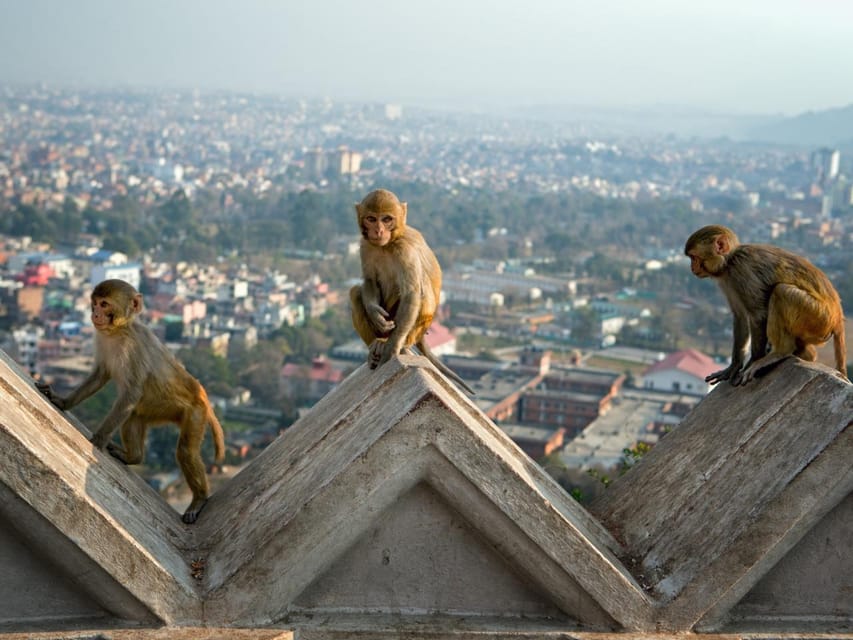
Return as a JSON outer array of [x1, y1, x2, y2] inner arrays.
[[399, 202, 408, 225], [355, 203, 363, 220], [131, 293, 143, 314], [714, 235, 730, 255]]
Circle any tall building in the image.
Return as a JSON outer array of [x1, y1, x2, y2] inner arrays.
[[384, 103, 403, 120], [811, 147, 840, 185], [329, 146, 362, 176], [305, 146, 362, 181], [303, 147, 327, 181]]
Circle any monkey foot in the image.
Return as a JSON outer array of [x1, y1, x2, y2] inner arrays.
[[368, 341, 384, 369], [739, 354, 791, 384], [182, 498, 208, 524], [91, 432, 112, 450], [106, 442, 139, 465]]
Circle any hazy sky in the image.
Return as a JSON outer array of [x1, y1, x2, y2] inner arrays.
[[1, 0, 851, 115]]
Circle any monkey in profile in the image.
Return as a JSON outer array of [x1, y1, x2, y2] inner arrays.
[[684, 225, 847, 385], [350, 188, 474, 395], [38, 279, 225, 523]]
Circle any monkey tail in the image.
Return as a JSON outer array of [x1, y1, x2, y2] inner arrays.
[[207, 407, 226, 463], [199, 386, 226, 462], [832, 318, 847, 380], [414, 339, 475, 396]]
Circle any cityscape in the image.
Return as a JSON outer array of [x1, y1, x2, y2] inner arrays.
[[1, 83, 852, 505], [1, 0, 852, 632]]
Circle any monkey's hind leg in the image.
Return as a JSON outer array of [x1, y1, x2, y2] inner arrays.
[[177, 410, 211, 524], [106, 415, 148, 465], [794, 341, 818, 362], [350, 285, 377, 346], [740, 284, 823, 383]]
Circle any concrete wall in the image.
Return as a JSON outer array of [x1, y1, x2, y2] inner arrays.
[[726, 492, 853, 629], [0, 347, 850, 638], [293, 482, 570, 618], [0, 513, 107, 626], [592, 358, 852, 632]]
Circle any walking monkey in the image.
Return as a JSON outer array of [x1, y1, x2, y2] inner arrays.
[[39, 279, 225, 523]]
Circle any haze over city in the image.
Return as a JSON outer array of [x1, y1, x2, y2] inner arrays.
[[1, 0, 852, 632], [1, 0, 851, 115]]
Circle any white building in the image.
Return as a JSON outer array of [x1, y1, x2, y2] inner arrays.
[[640, 349, 720, 396], [12, 325, 45, 374], [218, 280, 249, 301], [90, 263, 142, 290], [443, 267, 575, 306]]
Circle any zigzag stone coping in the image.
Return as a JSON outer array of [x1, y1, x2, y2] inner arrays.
[[0, 350, 201, 625], [196, 354, 649, 628], [0, 347, 850, 637], [591, 358, 852, 632]]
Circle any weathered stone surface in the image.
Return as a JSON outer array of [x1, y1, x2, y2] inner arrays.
[[0, 511, 108, 625], [591, 359, 852, 632], [723, 492, 853, 632], [0, 629, 294, 639], [198, 355, 646, 628], [0, 350, 200, 626], [0, 347, 850, 637], [293, 482, 567, 616]]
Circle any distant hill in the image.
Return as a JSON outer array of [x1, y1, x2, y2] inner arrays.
[[507, 103, 853, 148], [744, 104, 853, 147], [509, 103, 767, 139]]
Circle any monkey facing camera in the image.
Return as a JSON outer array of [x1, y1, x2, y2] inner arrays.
[[350, 188, 473, 395], [37, 279, 225, 524], [684, 225, 847, 385]]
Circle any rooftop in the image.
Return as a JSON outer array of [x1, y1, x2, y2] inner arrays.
[[644, 348, 719, 379]]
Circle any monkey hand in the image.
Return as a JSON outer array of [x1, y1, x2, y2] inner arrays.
[[366, 303, 395, 336], [36, 381, 68, 410], [705, 364, 741, 386], [35, 380, 53, 399]]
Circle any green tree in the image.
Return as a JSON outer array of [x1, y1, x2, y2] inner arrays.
[[275, 319, 334, 363], [177, 347, 235, 394], [571, 306, 600, 345], [4, 205, 57, 242], [57, 197, 83, 240], [103, 232, 141, 257], [232, 338, 290, 405]]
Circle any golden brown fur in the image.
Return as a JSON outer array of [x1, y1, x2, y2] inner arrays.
[[38, 279, 225, 523], [350, 189, 474, 395], [684, 225, 847, 385]]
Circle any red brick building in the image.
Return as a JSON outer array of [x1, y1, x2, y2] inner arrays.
[[520, 368, 625, 435]]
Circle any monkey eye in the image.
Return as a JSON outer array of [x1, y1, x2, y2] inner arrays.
[[381, 215, 394, 224], [365, 215, 378, 223]]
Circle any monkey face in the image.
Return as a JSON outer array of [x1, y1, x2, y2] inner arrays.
[[89, 280, 143, 333], [687, 249, 729, 278], [687, 253, 711, 278], [685, 226, 737, 279], [356, 189, 407, 247], [362, 213, 397, 247], [91, 296, 118, 331]]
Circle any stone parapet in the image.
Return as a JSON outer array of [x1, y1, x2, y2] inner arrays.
[[0, 348, 850, 637]]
